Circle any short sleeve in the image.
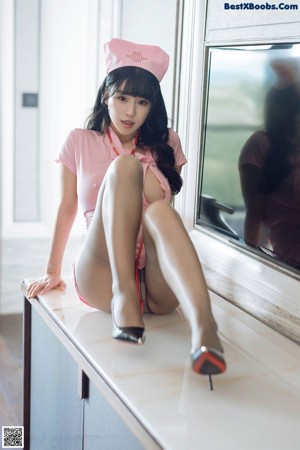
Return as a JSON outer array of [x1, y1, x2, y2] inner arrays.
[[168, 129, 187, 167], [238, 131, 270, 170], [55, 129, 77, 175]]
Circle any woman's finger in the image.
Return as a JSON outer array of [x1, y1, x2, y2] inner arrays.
[[40, 283, 53, 295], [40, 278, 63, 295], [26, 276, 64, 298], [59, 280, 67, 291], [27, 280, 47, 298]]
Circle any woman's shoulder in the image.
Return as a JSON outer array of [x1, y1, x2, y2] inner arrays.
[[167, 128, 187, 166], [246, 130, 270, 147], [68, 128, 111, 164], [239, 130, 270, 168], [167, 128, 183, 152], [68, 128, 103, 140], [167, 128, 181, 145], [64, 128, 106, 150]]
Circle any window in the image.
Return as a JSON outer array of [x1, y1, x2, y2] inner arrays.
[[197, 43, 300, 274]]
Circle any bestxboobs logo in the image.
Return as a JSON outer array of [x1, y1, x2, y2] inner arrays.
[[224, 2, 298, 9]]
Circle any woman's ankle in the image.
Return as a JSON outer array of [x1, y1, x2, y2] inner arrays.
[[191, 325, 223, 354], [111, 288, 144, 328]]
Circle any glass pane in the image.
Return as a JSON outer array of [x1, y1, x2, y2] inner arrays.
[[197, 44, 300, 271]]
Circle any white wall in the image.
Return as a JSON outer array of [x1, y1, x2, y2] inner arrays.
[[0, 0, 14, 237], [14, 0, 40, 222], [39, 0, 100, 235], [0, 0, 100, 239]]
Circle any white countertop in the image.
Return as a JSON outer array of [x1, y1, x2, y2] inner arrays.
[[25, 277, 300, 450]]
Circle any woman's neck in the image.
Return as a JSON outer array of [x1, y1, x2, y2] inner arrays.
[[110, 124, 136, 146]]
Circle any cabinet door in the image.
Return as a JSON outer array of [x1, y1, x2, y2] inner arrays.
[[84, 380, 144, 450], [29, 308, 83, 450]]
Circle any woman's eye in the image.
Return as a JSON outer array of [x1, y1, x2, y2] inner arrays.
[[139, 99, 149, 106], [118, 96, 127, 102]]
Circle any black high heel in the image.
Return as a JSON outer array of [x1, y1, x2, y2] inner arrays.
[[191, 346, 226, 390], [111, 302, 145, 345]]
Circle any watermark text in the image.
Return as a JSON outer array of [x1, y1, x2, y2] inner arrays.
[[224, 2, 298, 10]]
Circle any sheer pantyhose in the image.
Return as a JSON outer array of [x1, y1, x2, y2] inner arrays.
[[75, 155, 144, 328], [75, 154, 222, 353]]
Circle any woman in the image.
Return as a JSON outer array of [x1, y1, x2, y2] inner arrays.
[[239, 82, 300, 268], [27, 38, 226, 379]]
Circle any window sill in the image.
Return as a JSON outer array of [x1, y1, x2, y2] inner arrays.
[[190, 228, 300, 346]]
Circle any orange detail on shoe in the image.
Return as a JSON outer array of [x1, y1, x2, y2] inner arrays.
[[192, 351, 226, 375]]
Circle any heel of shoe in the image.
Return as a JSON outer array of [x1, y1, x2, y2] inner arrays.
[[191, 346, 226, 376]]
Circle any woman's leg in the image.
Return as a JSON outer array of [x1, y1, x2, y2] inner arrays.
[[75, 155, 144, 328], [143, 200, 222, 354]]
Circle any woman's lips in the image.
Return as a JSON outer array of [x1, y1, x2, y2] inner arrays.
[[122, 120, 134, 128]]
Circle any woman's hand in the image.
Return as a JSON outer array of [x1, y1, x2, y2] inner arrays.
[[26, 274, 66, 299]]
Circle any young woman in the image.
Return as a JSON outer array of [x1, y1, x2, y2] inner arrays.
[[27, 38, 226, 379], [239, 81, 300, 268]]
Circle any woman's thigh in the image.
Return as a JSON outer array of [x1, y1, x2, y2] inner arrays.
[[74, 224, 114, 311], [74, 255, 113, 312], [74, 155, 143, 311], [74, 180, 113, 312]]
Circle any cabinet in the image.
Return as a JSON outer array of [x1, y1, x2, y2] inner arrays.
[[83, 380, 142, 450], [23, 298, 147, 450], [29, 306, 83, 450]]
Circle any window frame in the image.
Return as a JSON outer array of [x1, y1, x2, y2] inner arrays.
[[174, 0, 300, 345]]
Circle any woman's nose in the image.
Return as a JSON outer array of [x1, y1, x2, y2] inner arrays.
[[126, 100, 136, 117]]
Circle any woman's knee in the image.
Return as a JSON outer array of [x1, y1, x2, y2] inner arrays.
[[107, 155, 143, 182], [144, 200, 180, 232], [144, 200, 177, 221]]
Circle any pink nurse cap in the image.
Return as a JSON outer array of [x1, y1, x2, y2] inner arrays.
[[104, 38, 169, 82]]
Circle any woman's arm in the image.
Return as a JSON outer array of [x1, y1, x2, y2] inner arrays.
[[239, 163, 266, 247], [27, 165, 78, 298]]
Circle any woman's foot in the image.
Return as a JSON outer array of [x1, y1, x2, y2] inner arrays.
[[191, 323, 226, 376], [200, 327, 223, 353], [111, 286, 144, 326], [111, 287, 145, 344], [191, 318, 223, 353]]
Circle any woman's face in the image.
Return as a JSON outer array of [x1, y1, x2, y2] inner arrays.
[[107, 81, 152, 140]]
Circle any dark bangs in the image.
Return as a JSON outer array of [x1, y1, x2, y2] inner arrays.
[[106, 67, 159, 103]]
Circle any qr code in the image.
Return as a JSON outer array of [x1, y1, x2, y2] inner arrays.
[[2, 426, 24, 448]]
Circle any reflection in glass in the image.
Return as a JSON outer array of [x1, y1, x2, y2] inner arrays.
[[198, 44, 300, 270]]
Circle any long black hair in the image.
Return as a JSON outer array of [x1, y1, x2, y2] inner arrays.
[[260, 82, 300, 194], [85, 66, 182, 194]]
